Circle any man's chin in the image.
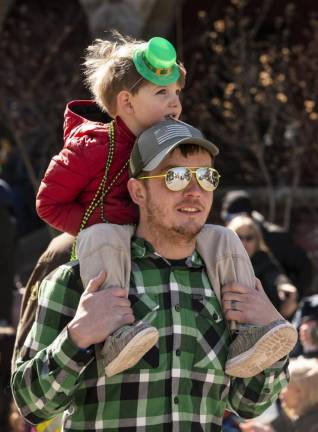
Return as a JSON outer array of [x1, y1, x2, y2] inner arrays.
[[172, 223, 204, 240]]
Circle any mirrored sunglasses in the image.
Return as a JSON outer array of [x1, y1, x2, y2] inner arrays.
[[138, 167, 220, 192]]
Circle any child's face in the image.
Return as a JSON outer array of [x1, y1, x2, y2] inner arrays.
[[129, 81, 182, 134]]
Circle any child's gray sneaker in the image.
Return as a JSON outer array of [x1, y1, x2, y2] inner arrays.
[[225, 319, 297, 378], [101, 321, 159, 377]]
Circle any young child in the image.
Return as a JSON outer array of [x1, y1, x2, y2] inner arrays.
[[36, 34, 185, 377], [36, 34, 184, 235], [36, 34, 296, 378]]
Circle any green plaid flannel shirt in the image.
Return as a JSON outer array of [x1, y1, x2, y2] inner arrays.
[[12, 237, 289, 431]]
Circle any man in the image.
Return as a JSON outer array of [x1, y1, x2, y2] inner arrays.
[[12, 120, 289, 431]]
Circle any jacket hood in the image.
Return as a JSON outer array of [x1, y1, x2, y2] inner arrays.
[[63, 100, 112, 142]]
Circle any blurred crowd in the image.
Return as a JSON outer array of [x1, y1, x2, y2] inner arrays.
[[224, 295, 318, 432], [221, 190, 318, 432], [1, 185, 318, 431]]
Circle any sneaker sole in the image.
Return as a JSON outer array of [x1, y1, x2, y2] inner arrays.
[[225, 324, 297, 378], [105, 327, 159, 377]]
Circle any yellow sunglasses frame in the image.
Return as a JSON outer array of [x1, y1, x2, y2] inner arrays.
[[137, 166, 220, 191]]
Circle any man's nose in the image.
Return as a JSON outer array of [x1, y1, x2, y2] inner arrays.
[[183, 176, 202, 196]]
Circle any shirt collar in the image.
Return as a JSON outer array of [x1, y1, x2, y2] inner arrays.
[[131, 237, 204, 269]]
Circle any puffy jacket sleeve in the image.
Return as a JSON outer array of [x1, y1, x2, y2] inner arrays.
[[36, 139, 92, 236]]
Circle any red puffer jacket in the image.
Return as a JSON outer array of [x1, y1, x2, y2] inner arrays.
[[36, 100, 138, 235]]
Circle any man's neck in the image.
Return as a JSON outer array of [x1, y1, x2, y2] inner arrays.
[[135, 225, 196, 259]]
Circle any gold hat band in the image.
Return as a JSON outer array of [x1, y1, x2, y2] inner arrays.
[[142, 52, 173, 76]]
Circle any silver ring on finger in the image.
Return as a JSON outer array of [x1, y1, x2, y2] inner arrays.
[[231, 299, 238, 311]]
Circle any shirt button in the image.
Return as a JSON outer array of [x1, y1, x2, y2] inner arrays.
[[176, 349, 181, 356], [213, 312, 219, 321], [174, 396, 179, 404], [175, 304, 181, 312]]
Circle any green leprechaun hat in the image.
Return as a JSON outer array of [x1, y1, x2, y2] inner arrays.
[[133, 37, 180, 86]]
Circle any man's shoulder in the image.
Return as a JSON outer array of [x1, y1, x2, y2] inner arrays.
[[198, 224, 244, 257], [200, 224, 239, 241], [45, 260, 82, 290]]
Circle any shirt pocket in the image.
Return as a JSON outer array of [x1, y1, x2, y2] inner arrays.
[[192, 294, 230, 371], [128, 292, 160, 369]]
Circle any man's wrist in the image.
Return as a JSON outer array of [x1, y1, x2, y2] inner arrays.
[[67, 321, 90, 350]]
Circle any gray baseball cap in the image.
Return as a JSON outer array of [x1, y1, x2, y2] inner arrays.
[[129, 119, 219, 177]]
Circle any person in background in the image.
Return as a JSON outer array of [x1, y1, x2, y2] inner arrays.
[[8, 401, 31, 432], [221, 190, 312, 298], [0, 326, 16, 431], [0, 178, 17, 326], [239, 297, 318, 432], [298, 303, 318, 357], [223, 410, 241, 432], [239, 357, 318, 432], [292, 294, 318, 358], [227, 215, 298, 319]]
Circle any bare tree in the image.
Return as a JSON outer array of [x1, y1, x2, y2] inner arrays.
[[182, 0, 318, 227], [0, 0, 90, 196]]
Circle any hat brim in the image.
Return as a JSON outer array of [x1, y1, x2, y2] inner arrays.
[[133, 48, 180, 86], [143, 137, 219, 172]]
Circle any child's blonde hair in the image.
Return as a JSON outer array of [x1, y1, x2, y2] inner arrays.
[[284, 357, 318, 419], [83, 32, 186, 117], [227, 215, 269, 253]]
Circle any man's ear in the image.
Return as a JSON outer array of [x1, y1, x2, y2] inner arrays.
[[117, 90, 134, 114], [127, 178, 146, 207]]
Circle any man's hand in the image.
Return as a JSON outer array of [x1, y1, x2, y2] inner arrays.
[[222, 279, 283, 326], [68, 271, 135, 349]]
